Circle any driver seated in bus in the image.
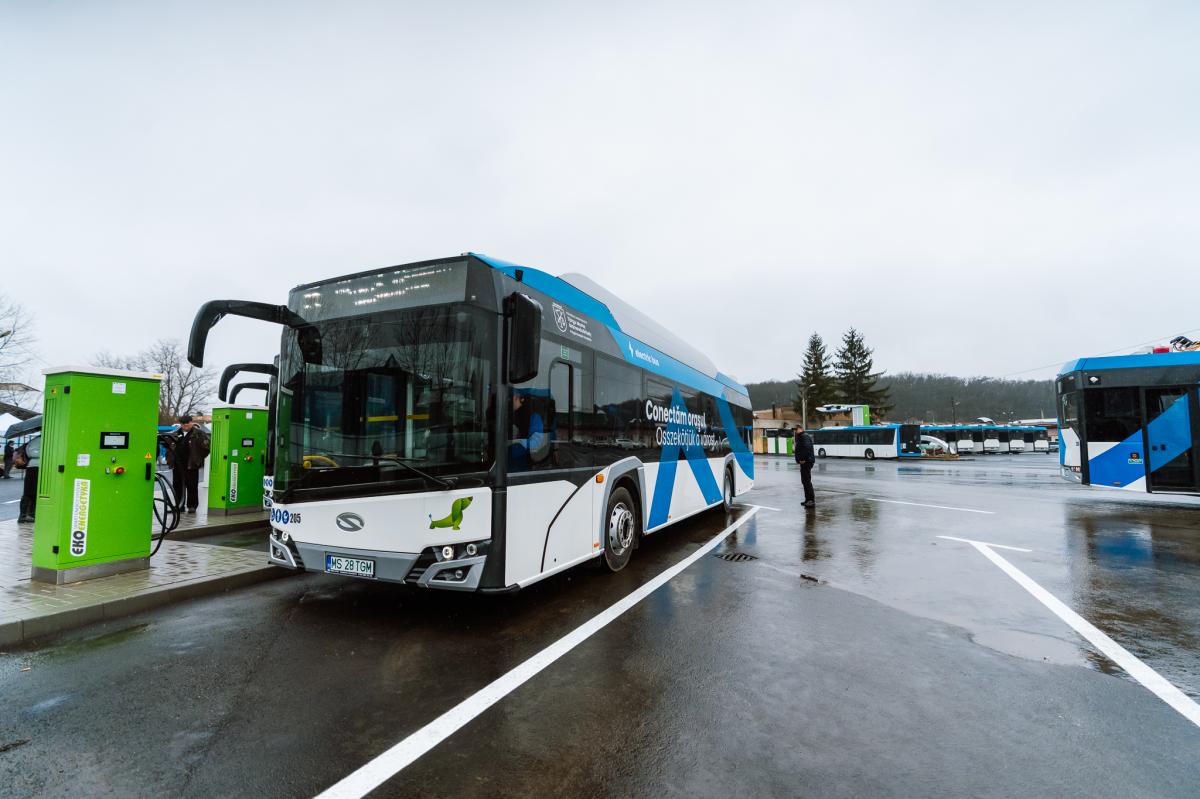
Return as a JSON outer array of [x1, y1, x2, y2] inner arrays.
[[509, 388, 552, 471]]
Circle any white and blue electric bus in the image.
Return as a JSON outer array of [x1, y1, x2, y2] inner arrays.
[[810, 424, 922, 460], [188, 253, 755, 591], [1057, 351, 1200, 494]]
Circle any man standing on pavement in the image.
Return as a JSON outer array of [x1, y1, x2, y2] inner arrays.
[[793, 426, 816, 508], [2, 440, 12, 478], [167, 414, 210, 513], [16, 434, 40, 523]]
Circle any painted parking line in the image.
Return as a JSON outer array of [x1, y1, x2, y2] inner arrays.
[[737, 503, 781, 511], [937, 535, 1031, 553], [316, 507, 762, 799], [944, 536, 1200, 730], [867, 498, 994, 515], [2, 499, 19, 505]]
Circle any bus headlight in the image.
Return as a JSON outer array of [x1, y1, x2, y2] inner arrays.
[[441, 545, 455, 560]]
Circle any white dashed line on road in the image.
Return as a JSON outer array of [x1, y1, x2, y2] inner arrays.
[[867, 498, 994, 514]]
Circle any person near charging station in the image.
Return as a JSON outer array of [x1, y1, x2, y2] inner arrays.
[[15, 434, 40, 523], [166, 414, 210, 513]]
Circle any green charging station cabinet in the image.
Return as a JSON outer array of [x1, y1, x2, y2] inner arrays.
[[32, 367, 161, 584], [208, 405, 269, 515]]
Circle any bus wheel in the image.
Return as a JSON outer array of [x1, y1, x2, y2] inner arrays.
[[818, 448, 826, 458], [864, 449, 875, 460], [722, 468, 735, 511], [603, 487, 637, 572]]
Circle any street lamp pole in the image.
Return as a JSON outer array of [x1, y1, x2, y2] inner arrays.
[[801, 383, 816, 429]]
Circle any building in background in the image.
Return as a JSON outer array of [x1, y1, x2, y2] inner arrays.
[[0, 382, 42, 414], [752, 404, 802, 454]]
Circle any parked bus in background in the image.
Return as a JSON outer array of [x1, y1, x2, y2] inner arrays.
[[188, 253, 755, 591], [981, 425, 1002, 453], [1004, 426, 1025, 453], [936, 422, 974, 453], [1027, 426, 1051, 452], [954, 425, 984, 454], [1015, 418, 1059, 451], [921, 424, 963, 454], [811, 424, 922, 460], [1057, 351, 1200, 495]]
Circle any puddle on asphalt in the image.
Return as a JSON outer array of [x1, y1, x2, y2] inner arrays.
[[40, 622, 152, 659], [969, 628, 1089, 667]]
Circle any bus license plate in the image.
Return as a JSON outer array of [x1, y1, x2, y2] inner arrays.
[[325, 554, 375, 579]]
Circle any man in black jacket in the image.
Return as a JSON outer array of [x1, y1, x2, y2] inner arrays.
[[793, 427, 816, 508], [166, 415, 210, 513]]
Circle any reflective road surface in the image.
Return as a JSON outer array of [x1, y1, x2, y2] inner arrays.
[[2, 453, 1199, 798]]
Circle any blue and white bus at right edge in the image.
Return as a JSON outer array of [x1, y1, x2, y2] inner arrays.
[[1057, 352, 1200, 495]]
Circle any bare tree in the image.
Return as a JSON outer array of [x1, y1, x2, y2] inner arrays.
[[0, 295, 37, 406], [94, 338, 216, 423]]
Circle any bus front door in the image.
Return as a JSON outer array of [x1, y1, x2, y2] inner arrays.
[[1142, 386, 1199, 493]]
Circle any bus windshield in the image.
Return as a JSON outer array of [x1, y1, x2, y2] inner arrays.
[[275, 304, 495, 497]]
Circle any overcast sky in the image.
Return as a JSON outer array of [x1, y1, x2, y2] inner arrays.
[[2, 0, 1198, 391]]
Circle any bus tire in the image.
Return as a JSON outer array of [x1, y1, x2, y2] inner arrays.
[[722, 467, 735, 511], [602, 487, 637, 572], [864, 449, 875, 460], [818, 448, 826, 458]]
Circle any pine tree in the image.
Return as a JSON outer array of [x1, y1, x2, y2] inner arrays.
[[832, 327, 892, 418], [793, 333, 834, 427]]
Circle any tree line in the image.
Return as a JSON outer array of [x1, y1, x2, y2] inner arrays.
[[746, 328, 1054, 425]]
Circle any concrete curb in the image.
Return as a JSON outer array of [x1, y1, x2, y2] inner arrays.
[[168, 516, 269, 542], [0, 562, 297, 648]]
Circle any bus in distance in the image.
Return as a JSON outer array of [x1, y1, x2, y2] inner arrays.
[[810, 424, 922, 460], [188, 253, 755, 591]]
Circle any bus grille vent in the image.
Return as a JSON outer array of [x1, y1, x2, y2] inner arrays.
[[405, 550, 438, 584]]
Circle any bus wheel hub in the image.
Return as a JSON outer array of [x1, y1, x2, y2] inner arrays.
[[609, 505, 634, 552]]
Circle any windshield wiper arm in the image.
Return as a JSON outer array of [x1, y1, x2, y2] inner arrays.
[[322, 452, 455, 490]]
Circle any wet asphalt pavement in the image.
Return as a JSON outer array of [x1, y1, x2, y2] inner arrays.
[[2, 453, 1200, 798], [0, 477, 22, 522]]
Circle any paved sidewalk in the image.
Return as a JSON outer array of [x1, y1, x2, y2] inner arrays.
[[0, 510, 287, 647]]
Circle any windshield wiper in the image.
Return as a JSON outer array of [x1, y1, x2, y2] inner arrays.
[[319, 452, 456, 490]]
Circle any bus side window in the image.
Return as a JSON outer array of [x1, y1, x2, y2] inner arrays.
[[591, 355, 645, 460], [549, 359, 585, 446]]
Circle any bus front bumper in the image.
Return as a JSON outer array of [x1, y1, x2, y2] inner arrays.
[[268, 532, 487, 591]]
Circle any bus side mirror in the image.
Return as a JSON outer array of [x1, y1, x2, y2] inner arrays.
[[506, 292, 542, 384]]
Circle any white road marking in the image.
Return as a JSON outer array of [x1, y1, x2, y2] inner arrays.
[[949, 537, 1200, 730], [937, 535, 1032, 553], [867, 497, 994, 514], [739, 503, 781, 511], [316, 507, 762, 799], [2, 499, 19, 505]]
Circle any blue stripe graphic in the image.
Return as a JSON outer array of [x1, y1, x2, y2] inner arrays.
[[1088, 392, 1192, 487], [648, 388, 722, 529], [717, 396, 754, 479]]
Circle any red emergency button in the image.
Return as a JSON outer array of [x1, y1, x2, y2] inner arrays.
[[114, 466, 126, 475]]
